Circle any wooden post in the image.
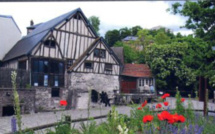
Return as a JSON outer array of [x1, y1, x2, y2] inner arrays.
[[204, 88, 208, 116]]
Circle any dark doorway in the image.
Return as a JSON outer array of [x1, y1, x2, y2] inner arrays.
[[2, 105, 15, 116], [91, 90, 98, 103]]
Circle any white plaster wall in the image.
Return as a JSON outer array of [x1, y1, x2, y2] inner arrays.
[[0, 17, 21, 60]]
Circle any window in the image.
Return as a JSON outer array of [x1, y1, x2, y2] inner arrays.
[[31, 59, 64, 87], [67, 59, 73, 70], [84, 62, 93, 69], [44, 40, 56, 48], [51, 88, 60, 97], [18, 60, 26, 70], [105, 63, 112, 71], [94, 48, 106, 58]]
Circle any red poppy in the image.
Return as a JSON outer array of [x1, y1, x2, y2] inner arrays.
[[161, 93, 170, 99], [156, 103, 162, 108], [178, 115, 186, 123], [157, 113, 164, 121], [143, 115, 153, 123], [141, 100, 147, 108], [158, 111, 171, 121], [137, 107, 142, 110], [163, 101, 169, 106], [60, 100, 67, 106], [181, 98, 185, 102]]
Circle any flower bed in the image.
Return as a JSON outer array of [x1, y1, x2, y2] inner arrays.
[[42, 91, 215, 134]]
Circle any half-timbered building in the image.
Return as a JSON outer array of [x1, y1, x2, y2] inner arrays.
[[2, 8, 122, 110]]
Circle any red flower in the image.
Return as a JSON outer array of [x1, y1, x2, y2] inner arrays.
[[178, 115, 186, 123], [161, 93, 170, 99], [143, 115, 153, 123], [158, 111, 171, 121], [157, 113, 164, 121], [141, 100, 147, 108], [181, 98, 185, 102], [60, 100, 67, 106], [163, 101, 169, 106], [156, 103, 162, 108], [137, 107, 142, 110], [157, 111, 185, 124]]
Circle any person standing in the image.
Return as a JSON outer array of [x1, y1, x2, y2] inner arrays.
[[150, 84, 154, 94]]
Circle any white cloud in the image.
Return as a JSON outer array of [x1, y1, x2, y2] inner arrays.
[[0, 1, 193, 36]]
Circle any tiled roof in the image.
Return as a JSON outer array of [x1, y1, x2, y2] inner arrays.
[[122, 36, 138, 41], [121, 64, 152, 77], [111, 47, 124, 64]]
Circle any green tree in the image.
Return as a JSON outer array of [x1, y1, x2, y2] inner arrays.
[[154, 31, 170, 45], [131, 25, 142, 36], [88, 16, 100, 35], [119, 27, 131, 40], [137, 29, 154, 47], [168, 0, 215, 87], [144, 42, 196, 91], [105, 30, 120, 47], [114, 41, 139, 63]]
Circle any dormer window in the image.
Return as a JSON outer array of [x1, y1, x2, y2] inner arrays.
[[44, 40, 56, 48], [94, 48, 106, 58]]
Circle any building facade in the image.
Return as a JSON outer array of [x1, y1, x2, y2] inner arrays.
[[1, 8, 122, 113]]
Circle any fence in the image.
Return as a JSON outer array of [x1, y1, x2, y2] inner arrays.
[[0, 68, 30, 88]]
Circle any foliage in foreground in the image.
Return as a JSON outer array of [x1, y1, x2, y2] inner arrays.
[[42, 91, 215, 134]]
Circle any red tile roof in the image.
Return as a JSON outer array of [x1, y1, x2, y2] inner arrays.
[[121, 64, 152, 77]]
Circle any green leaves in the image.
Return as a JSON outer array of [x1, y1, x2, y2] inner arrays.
[[144, 42, 195, 90]]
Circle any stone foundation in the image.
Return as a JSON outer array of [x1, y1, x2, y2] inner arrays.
[[69, 73, 120, 109], [34, 87, 68, 111], [0, 89, 35, 116]]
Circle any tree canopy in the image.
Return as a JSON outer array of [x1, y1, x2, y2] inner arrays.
[[88, 16, 100, 35]]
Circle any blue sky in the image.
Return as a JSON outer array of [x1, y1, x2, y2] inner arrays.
[[0, 1, 193, 37]]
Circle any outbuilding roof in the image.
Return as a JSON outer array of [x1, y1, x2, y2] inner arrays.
[[121, 63, 152, 77]]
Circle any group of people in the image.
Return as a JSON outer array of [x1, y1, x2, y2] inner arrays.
[[100, 91, 111, 107]]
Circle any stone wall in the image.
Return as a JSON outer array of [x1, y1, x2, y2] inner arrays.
[[69, 73, 120, 109], [34, 87, 68, 111], [0, 89, 35, 116]]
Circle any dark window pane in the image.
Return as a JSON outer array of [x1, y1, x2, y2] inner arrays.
[[51, 88, 60, 97], [100, 50, 106, 58], [32, 60, 39, 72], [38, 60, 44, 72], [44, 40, 56, 48], [54, 75, 59, 87], [18, 60, 26, 70], [105, 63, 112, 71], [44, 75, 48, 86], [94, 49, 99, 57], [59, 63, 64, 74], [44, 61, 49, 73], [32, 73, 38, 86], [85, 62, 93, 69]]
